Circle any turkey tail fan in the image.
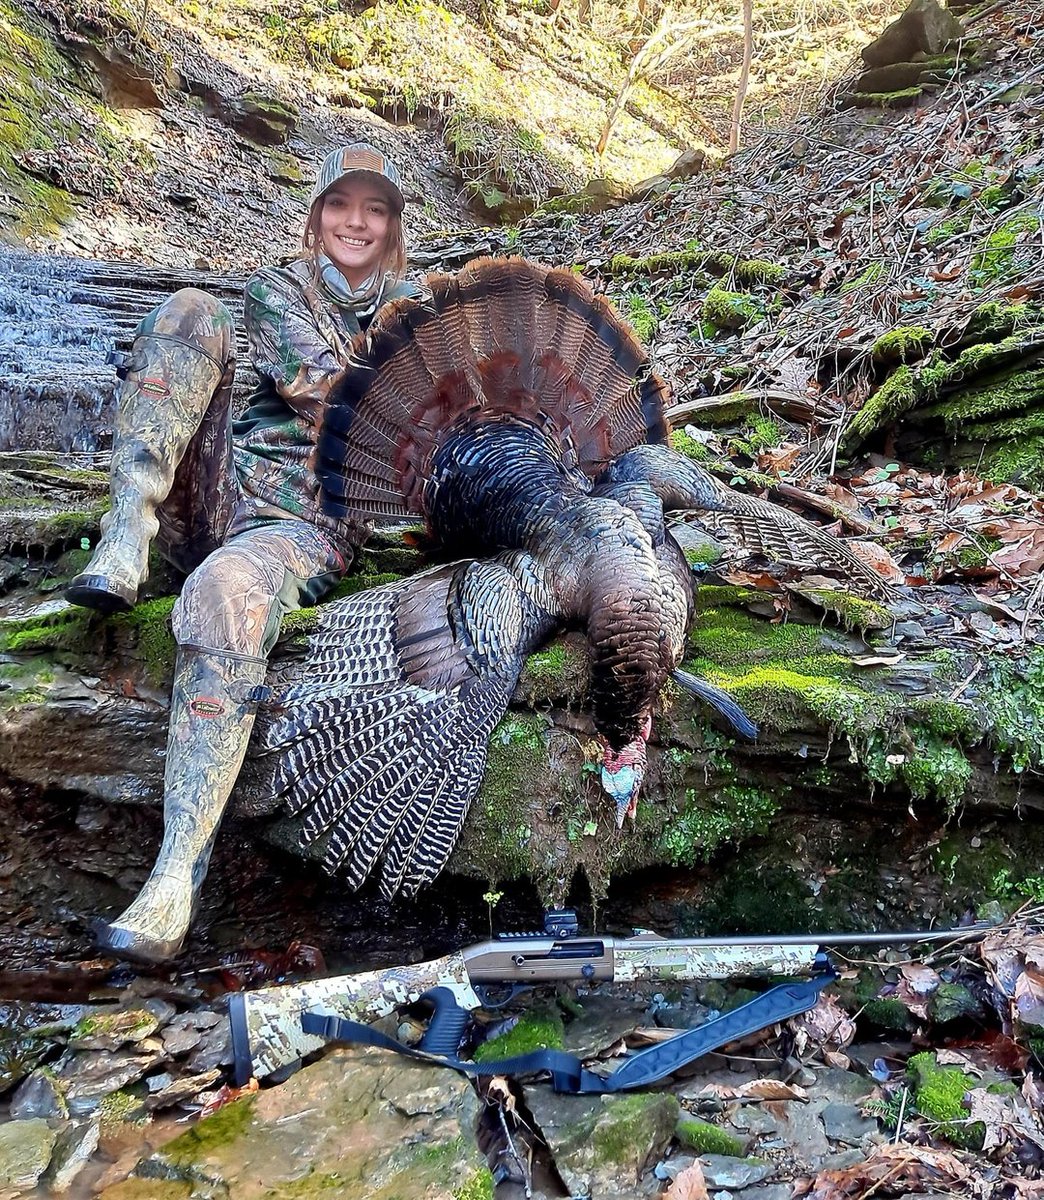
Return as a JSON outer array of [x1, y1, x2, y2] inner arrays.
[[672, 668, 758, 739], [317, 257, 671, 529], [255, 557, 555, 898]]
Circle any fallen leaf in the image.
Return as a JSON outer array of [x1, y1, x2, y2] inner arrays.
[[198, 1077, 259, 1119], [895, 963, 942, 1019], [664, 1160, 710, 1200], [790, 993, 856, 1059], [846, 539, 906, 583]]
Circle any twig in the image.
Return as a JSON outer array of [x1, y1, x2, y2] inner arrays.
[[893, 1084, 910, 1143], [948, 659, 982, 701]]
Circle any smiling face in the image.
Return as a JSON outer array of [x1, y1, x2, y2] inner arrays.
[[317, 178, 393, 289]]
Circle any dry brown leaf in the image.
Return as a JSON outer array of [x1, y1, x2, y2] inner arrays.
[[197, 1076, 259, 1119], [485, 1076, 518, 1115], [685, 1078, 809, 1104], [789, 993, 856, 1058], [793, 1141, 970, 1200], [846, 539, 906, 583], [934, 1048, 981, 1073], [664, 1160, 710, 1200], [895, 963, 942, 1019], [852, 652, 905, 667]]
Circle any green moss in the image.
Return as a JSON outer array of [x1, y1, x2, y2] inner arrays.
[[693, 585, 763, 609], [675, 1117, 744, 1156], [795, 589, 893, 631], [872, 326, 932, 364], [907, 1051, 984, 1149], [925, 213, 970, 246], [472, 1011, 564, 1062], [466, 713, 549, 880], [624, 293, 657, 343], [669, 429, 710, 461], [847, 365, 919, 443], [608, 250, 783, 286], [592, 1093, 679, 1166], [687, 605, 839, 669], [162, 1094, 257, 1163], [861, 998, 913, 1032], [980, 432, 1044, 488], [658, 782, 778, 866], [325, 571, 404, 601], [970, 215, 1039, 286], [850, 86, 923, 108], [684, 542, 722, 567], [840, 261, 885, 294], [112, 597, 177, 682], [966, 300, 1037, 339], [734, 258, 785, 285], [704, 287, 763, 331], [0, 607, 96, 655], [262, 1171, 353, 1197], [980, 649, 1044, 773], [453, 1168, 495, 1200], [734, 414, 781, 454], [98, 1087, 148, 1132]]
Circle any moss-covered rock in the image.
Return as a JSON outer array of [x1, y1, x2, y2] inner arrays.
[[907, 1051, 984, 1149], [675, 1116, 745, 1156]]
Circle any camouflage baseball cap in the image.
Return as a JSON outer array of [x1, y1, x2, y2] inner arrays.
[[309, 143, 405, 213]]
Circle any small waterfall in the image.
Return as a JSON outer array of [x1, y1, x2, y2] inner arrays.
[[0, 248, 249, 453]]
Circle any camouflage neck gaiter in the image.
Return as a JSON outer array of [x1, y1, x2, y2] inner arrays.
[[317, 255, 388, 322]]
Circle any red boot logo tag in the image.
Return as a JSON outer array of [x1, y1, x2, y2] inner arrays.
[[139, 376, 172, 401], [191, 696, 226, 718]]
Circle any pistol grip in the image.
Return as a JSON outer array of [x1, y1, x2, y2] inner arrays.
[[418, 986, 470, 1057]]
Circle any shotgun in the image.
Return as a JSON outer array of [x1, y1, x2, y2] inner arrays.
[[228, 908, 991, 1093]]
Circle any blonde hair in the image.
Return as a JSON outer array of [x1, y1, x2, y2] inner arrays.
[[300, 196, 407, 288]]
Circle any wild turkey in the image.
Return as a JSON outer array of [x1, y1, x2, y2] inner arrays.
[[259, 257, 893, 898]]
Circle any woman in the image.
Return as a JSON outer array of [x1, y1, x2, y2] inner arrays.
[[68, 143, 422, 963]]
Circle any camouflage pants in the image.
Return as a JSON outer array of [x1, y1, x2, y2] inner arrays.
[[135, 288, 348, 658]]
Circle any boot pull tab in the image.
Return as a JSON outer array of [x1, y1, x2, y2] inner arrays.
[[244, 684, 274, 710], [106, 348, 134, 381]]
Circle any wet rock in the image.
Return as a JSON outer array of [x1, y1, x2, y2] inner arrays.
[[700, 1154, 773, 1188], [561, 990, 649, 1056], [0, 1118, 57, 1198], [57, 1047, 165, 1116], [526, 1089, 677, 1198], [43, 1116, 101, 1194], [144, 1069, 222, 1111], [159, 1009, 223, 1060], [97, 1047, 485, 1199], [10, 1068, 68, 1119], [68, 1008, 161, 1051], [183, 1020, 232, 1074], [930, 982, 984, 1024], [820, 1102, 880, 1145]]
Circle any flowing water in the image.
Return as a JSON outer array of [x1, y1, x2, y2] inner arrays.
[[0, 247, 249, 453]]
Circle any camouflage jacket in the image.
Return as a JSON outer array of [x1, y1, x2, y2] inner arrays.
[[232, 258, 422, 547]]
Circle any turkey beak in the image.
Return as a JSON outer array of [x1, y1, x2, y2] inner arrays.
[[600, 764, 640, 829]]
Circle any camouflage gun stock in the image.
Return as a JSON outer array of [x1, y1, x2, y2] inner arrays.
[[229, 908, 992, 1093]]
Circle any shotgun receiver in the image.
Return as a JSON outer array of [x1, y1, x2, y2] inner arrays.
[[228, 909, 989, 1092]]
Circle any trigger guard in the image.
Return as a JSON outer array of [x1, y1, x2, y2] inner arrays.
[[473, 982, 531, 1009]]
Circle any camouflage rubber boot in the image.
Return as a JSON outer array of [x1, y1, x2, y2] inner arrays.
[[93, 646, 270, 964], [67, 336, 224, 613]]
